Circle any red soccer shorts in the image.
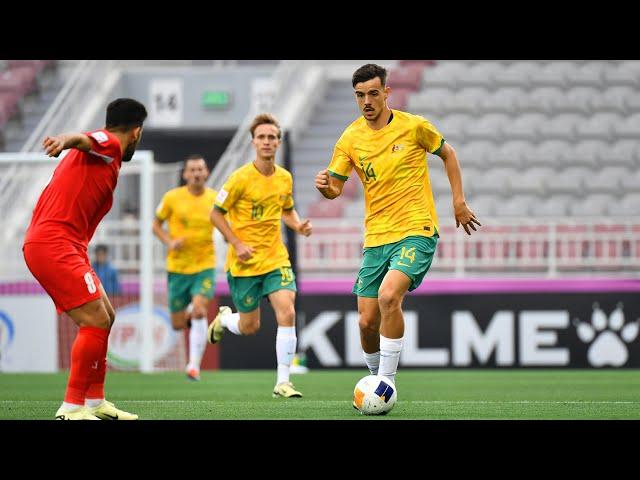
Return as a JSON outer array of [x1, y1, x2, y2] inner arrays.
[[23, 241, 103, 314]]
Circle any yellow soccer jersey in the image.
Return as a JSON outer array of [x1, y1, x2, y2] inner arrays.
[[328, 109, 445, 248], [214, 162, 294, 277], [155, 186, 217, 274]]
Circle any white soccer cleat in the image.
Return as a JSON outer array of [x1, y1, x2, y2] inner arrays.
[[207, 306, 231, 344], [89, 400, 138, 420], [55, 406, 100, 420]]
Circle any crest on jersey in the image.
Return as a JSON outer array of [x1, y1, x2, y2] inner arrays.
[[90, 131, 109, 144]]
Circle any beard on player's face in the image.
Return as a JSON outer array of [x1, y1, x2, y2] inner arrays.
[[122, 130, 141, 163], [122, 143, 136, 162]]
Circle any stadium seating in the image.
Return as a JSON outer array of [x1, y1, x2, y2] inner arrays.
[[0, 60, 59, 150], [292, 60, 640, 227]]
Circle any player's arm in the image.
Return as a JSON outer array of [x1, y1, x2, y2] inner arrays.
[[210, 207, 255, 261], [436, 142, 482, 235], [42, 133, 92, 157], [152, 217, 184, 251], [282, 208, 313, 237], [316, 142, 352, 199], [315, 169, 345, 199]]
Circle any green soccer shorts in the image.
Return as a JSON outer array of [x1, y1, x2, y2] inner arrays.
[[167, 268, 216, 313], [227, 266, 297, 313], [353, 235, 438, 298]]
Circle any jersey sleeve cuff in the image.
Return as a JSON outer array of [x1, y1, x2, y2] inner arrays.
[[214, 205, 228, 213], [431, 138, 446, 156], [328, 170, 349, 181]]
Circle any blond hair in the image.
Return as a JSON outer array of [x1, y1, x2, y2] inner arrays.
[[250, 113, 281, 139]]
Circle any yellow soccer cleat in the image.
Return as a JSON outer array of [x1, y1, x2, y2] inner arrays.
[[55, 406, 100, 420], [272, 382, 303, 398], [90, 400, 138, 420], [207, 306, 231, 344]]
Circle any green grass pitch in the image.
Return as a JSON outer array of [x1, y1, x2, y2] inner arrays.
[[1, 370, 639, 420]]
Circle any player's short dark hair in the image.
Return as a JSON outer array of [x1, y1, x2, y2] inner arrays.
[[105, 98, 148, 130], [183, 154, 207, 169], [352, 64, 388, 88], [250, 113, 281, 139], [95, 244, 109, 254]]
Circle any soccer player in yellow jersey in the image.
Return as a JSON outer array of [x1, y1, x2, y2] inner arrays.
[[152, 155, 217, 381], [208, 113, 313, 398], [316, 64, 481, 388]]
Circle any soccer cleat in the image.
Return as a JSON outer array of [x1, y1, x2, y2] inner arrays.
[[89, 400, 138, 420], [207, 306, 231, 344], [186, 367, 200, 381], [272, 381, 303, 398], [55, 406, 100, 420]]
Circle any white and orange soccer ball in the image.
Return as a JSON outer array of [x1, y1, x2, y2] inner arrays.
[[353, 375, 397, 415]]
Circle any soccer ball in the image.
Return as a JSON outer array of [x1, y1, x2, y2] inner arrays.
[[353, 375, 397, 415]]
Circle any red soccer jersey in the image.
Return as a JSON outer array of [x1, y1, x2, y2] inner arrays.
[[24, 129, 123, 249]]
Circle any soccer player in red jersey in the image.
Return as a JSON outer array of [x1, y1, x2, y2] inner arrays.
[[23, 98, 147, 420]]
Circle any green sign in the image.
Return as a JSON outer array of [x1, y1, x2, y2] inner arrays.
[[202, 91, 231, 108]]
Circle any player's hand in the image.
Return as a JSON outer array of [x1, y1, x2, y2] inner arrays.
[[297, 219, 313, 237], [315, 169, 330, 191], [43, 135, 65, 158], [454, 201, 482, 235], [234, 242, 255, 262], [169, 238, 185, 251]]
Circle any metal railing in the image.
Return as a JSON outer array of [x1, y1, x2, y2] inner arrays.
[[298, 219, 640, 278], [3, 217, 633, 280]]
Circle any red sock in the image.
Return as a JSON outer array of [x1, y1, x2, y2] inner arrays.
[[86, 327, 110, 400], [64, 326, 109, 405]]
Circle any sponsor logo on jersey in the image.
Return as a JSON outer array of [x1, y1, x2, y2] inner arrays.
[[216, 189, 229, 204]]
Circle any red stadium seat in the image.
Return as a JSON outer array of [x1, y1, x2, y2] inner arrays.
[[0, 70, 24, 94], [388, 64, 424, 90], [7, 60, 48, 74], [387, 87, 412, 110], [398, 60, 436, 68], [7, 65, 38, 95]]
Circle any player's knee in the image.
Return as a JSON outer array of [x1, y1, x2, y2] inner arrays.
[[171, 317, 187, 331], [279, 305, 296, 325], [80, 312, 110, 329], [243, 319, 261, 335], [93, 315, 111, 329], [77, 302, 111, 329], [378, 289, 401, 312], [193, 306, 207, 319], [358, 315, 378, 333]]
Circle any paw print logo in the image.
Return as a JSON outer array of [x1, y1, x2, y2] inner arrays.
[[574, 303, 639, 367]]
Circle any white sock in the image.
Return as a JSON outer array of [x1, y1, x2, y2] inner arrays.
[[187, 317, 208, 370], [276, 326, 297, 385], [61, 401, 83, 411], [363, 351, 380, 375], [221, 312, 242, 335], [379, 335, 403, 384], [85, 398, 105, 408]]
